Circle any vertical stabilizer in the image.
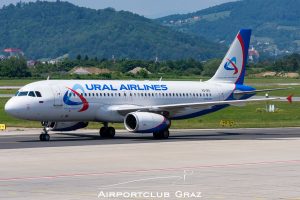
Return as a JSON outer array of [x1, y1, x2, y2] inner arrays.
[[210, 29, 251, 85]]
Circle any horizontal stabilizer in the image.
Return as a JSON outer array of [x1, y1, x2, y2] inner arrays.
[[234, 87, 292, 95]]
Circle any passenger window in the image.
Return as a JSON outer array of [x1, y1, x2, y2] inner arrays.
[[28, 91, 36, 97], [35, 91, 42, 97]]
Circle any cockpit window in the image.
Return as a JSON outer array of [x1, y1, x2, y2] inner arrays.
[[18, 91, 28, 96], [28, 91, 36, 97], [35, 91, 42, 97], [15, 91, 19, 96]]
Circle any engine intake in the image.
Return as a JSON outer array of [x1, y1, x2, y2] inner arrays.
[[124, 112, 169, 133]]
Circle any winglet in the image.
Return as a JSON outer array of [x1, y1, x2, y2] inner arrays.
[[287, 94, 293, 103]]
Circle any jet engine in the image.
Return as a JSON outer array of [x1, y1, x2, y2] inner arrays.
[[124, 112, 170, 133], [43, 122, 88, 131]]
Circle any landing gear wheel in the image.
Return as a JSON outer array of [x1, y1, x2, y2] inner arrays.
[[107, 127, 116, 138], [40, 133, 50, 141], [99, 127, 106, 137], [99, 127, 115, 138], [153, 129, 169, 139]]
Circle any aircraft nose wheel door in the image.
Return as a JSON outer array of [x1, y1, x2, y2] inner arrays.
[[51, 86, 63, 106]]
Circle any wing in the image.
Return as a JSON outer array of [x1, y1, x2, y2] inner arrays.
[[112, 97, 281, 116]]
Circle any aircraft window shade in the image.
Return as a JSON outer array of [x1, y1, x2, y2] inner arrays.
[[28, 91, 36, 97], [18, 91, 28, 96], [35, 91, 42, 97]]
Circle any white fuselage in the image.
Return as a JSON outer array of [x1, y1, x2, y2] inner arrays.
[[5, 80, 235, 122]]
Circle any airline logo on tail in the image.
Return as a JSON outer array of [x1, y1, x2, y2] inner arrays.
[[224, 57, 238, 75], [63, 84, 89, 112]]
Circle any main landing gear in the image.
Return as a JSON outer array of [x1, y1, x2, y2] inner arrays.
[[40, 122, 50, 141], [99, 122, 115, 138], [153, 129, 170, 139]]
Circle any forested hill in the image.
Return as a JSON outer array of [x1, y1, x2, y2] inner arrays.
[[0, 1, 225, 60], [157, 0, 300, 56]]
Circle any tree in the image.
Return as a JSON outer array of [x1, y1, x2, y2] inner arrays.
[[0, 57, 31, 77], [202, 59, 221, 76]]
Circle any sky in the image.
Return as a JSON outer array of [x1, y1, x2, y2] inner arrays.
[[0, 0, 235, 18]]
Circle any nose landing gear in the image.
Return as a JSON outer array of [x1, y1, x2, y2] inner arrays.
[[40, 122, 50, 141]]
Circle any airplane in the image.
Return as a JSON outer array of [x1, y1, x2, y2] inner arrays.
[[4, 29, 290, 141]]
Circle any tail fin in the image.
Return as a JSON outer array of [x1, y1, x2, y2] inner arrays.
[[210, 29, 251, 85]]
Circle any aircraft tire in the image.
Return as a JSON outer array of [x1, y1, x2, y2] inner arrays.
[[107, 127, 116, 138], [40, 133, 50, 141], [100, 127, 115, 138]]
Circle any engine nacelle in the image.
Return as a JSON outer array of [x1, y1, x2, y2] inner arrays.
[[45, 122, 88, 132], [124, 112, 170, 133]]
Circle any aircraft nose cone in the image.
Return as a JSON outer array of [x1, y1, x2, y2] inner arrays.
[[4, 98, 20, 117]]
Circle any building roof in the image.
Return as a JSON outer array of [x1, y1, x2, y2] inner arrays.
[[70, 67, 111, 75], [128, 67, 151, 75]]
